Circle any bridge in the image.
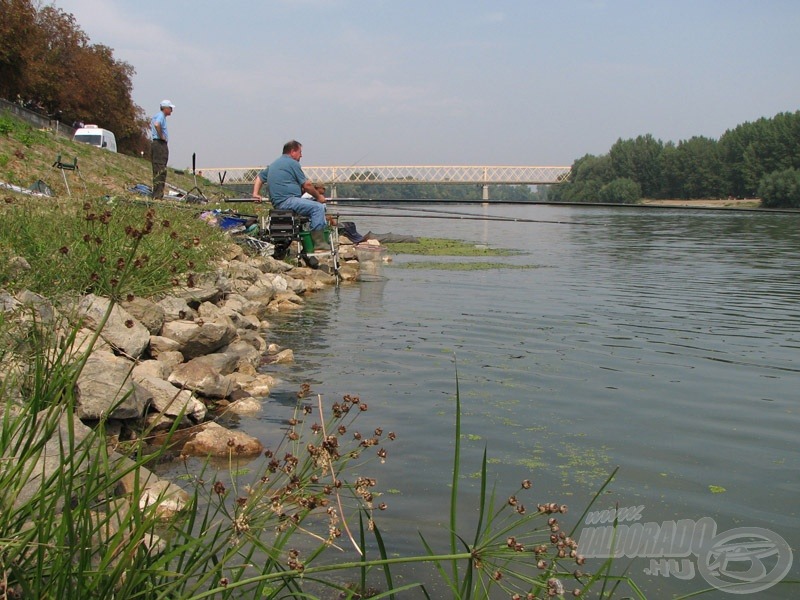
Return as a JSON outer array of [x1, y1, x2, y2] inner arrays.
[[198, 165, 572, 200]]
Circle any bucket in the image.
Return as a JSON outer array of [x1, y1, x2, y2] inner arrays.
[[298, 231, 314, 253], [356, 245, 386, 281]]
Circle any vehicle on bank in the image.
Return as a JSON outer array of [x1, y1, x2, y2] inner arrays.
[[73, 124, 117, 152]]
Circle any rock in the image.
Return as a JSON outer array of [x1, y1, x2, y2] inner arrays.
[[121, 297, 165, 335], [76, 353, 151, 420], [175, 286, 223, 306], [135, 375, 207, 422], [149, 334, 183, 356], [76, 294, 150, 359], [10, 407, 94, 509], [132, 359, 170, 382], [7, 256, 31, 277], [113, 456, 190, 520], [160, 318, 236, 360], [226, 397, 262, 414], [168, 358, 236, 399], [225, 261, 264, 283], [232, 372, 275, 397], [0, 289, 22, 312], [181, 421, 264, 458], [157, 296, 197, 322], [16, 289, 56, 323], [265, 348, 294, 364], [154, 350, 184, 370]]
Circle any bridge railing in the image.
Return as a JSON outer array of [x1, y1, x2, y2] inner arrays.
[[197, 165, 572, 186]]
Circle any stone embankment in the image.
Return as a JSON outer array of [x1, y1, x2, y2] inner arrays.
[[1, 240, 365, 522]]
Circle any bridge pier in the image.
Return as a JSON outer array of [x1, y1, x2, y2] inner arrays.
[[482, 184, 489, 201]]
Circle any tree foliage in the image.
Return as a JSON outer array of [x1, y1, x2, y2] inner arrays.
[[598, 177, 641, 204], [758, 168, 800, 208], [0, 0, 148, 154], [550, 110, 800, 207], [335, 180, 540, 202]]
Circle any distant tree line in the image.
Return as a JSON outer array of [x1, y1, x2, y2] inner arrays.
[[333, 177, 542, 202], [549, 111, 800, 208], [0, 0, 148, 155]]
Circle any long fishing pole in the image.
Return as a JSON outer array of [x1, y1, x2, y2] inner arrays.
[[329, 200, 602, 225], [334, 207, 595, 226]]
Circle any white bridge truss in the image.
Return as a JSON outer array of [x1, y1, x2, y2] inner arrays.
[[198, 165, 572, 187]]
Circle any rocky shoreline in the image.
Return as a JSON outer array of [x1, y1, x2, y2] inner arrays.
[[2, 239, 365, 521]]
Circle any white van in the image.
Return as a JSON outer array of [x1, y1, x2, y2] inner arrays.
[[73, 124, 117, 152]]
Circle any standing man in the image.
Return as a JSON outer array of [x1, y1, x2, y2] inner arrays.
[[150, 99, 174, 199], [256, 140, 330, 251]]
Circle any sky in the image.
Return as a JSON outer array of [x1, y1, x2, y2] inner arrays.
[[52, 0, 800, 171]]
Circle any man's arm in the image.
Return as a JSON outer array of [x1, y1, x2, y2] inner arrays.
[[153, 116, 165, 141], [252, 168, 268, 201], [301, 180, 326, 203]]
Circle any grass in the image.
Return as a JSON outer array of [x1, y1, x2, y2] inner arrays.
[[0, 195, 229, 299], [0, 111, 230, 199]]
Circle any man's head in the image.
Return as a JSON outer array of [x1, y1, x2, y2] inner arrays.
[[283, 140, 303, 161], [160, 99, 175, 115]]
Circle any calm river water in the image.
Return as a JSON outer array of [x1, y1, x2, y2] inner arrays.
[[231, 203, 798, 598]]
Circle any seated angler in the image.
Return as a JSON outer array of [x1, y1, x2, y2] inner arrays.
[[254, 140, 330, 251]]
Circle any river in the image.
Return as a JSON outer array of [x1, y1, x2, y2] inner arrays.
[[234, 203, 800, 598]]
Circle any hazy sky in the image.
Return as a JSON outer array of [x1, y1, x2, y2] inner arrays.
[[54, 0, 800, 171]]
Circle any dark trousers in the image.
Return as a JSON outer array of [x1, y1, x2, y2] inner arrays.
[[151, 140, 169, 199]]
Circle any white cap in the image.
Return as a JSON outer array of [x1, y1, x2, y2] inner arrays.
[[160, 99, 175, 108]]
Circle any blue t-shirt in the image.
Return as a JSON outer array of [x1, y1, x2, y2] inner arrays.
[[150, 111, 168, 142], [266, 154, 306, 205]]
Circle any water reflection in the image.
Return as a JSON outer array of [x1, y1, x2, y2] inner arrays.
[[357, 278, 387, 314]]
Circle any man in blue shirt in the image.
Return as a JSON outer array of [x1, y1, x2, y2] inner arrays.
[[253, 140, 329, 250], [150, 99, 174, 199]]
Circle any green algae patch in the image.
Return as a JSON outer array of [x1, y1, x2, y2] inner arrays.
[[396, 261, 536, 271], [385, 237, 517, 256]]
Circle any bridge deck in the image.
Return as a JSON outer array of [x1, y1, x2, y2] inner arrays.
[[198, 165, 572, 186]]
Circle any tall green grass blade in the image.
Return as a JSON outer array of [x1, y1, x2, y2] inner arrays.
[[450, 363, 461, 585], [370, 513, 398, 600]]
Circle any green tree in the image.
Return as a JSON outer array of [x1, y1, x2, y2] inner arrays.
[[660, 136, 725, 199], [758, 167, 800, 208], [598, 177, 641, 204], [609, 134, 664, 198], [549, 154, 612, 202], [719, 111, 800, 197]]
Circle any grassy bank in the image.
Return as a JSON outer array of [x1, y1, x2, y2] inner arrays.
[[0, 111, 229, 199]]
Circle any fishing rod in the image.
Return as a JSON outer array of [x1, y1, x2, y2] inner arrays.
[[335, 208, 596, 226], [335, 212, 592, 225], [330, 200, 602, 225]]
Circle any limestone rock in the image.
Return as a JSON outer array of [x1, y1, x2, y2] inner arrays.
[[121, 297, 165, 335], [76, 353, 151, 420], [181, 421, 264, 458], [76, 294, 150, 359], [160, 318, 236, 360]]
